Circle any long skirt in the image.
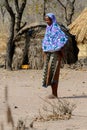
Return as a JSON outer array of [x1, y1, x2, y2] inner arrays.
[[42, 52, 62, 88]]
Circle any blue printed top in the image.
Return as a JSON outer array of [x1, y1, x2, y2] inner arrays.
[[42, 13, 68, 52]]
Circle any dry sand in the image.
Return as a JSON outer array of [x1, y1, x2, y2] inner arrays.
[[0, 68, 87, 130]]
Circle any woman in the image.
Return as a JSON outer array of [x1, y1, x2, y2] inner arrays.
[[42, 13, 68, 98]]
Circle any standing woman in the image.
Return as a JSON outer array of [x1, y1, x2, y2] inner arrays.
[[42, 13, 68, 99]]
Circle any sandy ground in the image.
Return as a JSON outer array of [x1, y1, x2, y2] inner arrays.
[[0, 68, 87, 130]]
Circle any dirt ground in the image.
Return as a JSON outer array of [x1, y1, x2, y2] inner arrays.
[[0, 68, 87, 130]]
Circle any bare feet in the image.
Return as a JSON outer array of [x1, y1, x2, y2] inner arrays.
[[46, 94, 58, 99]]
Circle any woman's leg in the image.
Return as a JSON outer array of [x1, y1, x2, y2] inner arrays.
[[42, 52, 50, 87], [51, 54, 62, 98]]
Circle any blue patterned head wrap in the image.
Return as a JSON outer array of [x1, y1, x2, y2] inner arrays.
[[42, 13, 68, 52], [46, 13, 57, 23]]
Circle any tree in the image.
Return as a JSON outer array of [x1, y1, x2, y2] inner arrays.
[[0, 6, 6, 23], [2, 0, 78, 70], [43, 0, 75, 26], [56, 0, 75, 25], [43, 0, 47, 19], [4, 0, 27, 70]]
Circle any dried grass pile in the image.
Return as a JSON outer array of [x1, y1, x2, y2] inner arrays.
[[69, 8, 87, 44], [34, 98, 76, 122]]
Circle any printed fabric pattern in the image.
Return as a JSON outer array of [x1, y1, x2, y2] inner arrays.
[[42, 13, 68, 52]]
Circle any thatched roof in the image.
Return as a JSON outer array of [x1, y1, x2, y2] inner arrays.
[[14, 22, 46, 41], [69, 8, 87, 44]]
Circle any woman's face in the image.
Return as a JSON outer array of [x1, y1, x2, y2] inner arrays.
[[45, 16, 52, 26]]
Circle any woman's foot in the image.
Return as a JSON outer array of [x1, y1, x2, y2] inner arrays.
[[46, 94, 58, 99]]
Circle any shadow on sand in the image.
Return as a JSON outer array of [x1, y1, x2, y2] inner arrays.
[[60, 95, 87, 99]]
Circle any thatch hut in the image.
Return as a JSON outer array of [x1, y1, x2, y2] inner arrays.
[[12, 22, 79, 70], [69, 8, 87, 57]]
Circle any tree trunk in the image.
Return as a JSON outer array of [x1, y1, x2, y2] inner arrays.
[[6, 41, 15, 70], [5, 0, 15, 70], [4, 0, 27, 70]]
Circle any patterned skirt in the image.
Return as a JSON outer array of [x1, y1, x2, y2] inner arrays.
[[42, 52, 59, 87]]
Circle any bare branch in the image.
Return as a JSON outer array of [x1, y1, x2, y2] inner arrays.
[[4, 0, 15, 18], [15, 0, 27, 32], [56, 0, 76, 25], [20, 22, 27, 30], [0, 6, 6, 23], [14, 23, 46, 41], [19, 0, 27, 14], [72, 0, 75, 4], [65, 0, 76, 25], [14, 0, 19, 13], [43, 0, 46, 19], [56, 0, 67, 23], [56, 0, 66, 9]]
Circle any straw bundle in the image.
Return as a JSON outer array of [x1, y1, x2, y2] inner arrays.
[[69, 8, 87, 44]]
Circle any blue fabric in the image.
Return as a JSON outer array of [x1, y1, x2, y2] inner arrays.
[[42, 13, 68, 52]]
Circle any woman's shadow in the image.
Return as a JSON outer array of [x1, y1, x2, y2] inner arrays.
[[60, 95, 87, 99]]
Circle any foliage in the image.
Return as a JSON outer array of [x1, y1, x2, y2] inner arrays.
[[34, 98, 76, 122]]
